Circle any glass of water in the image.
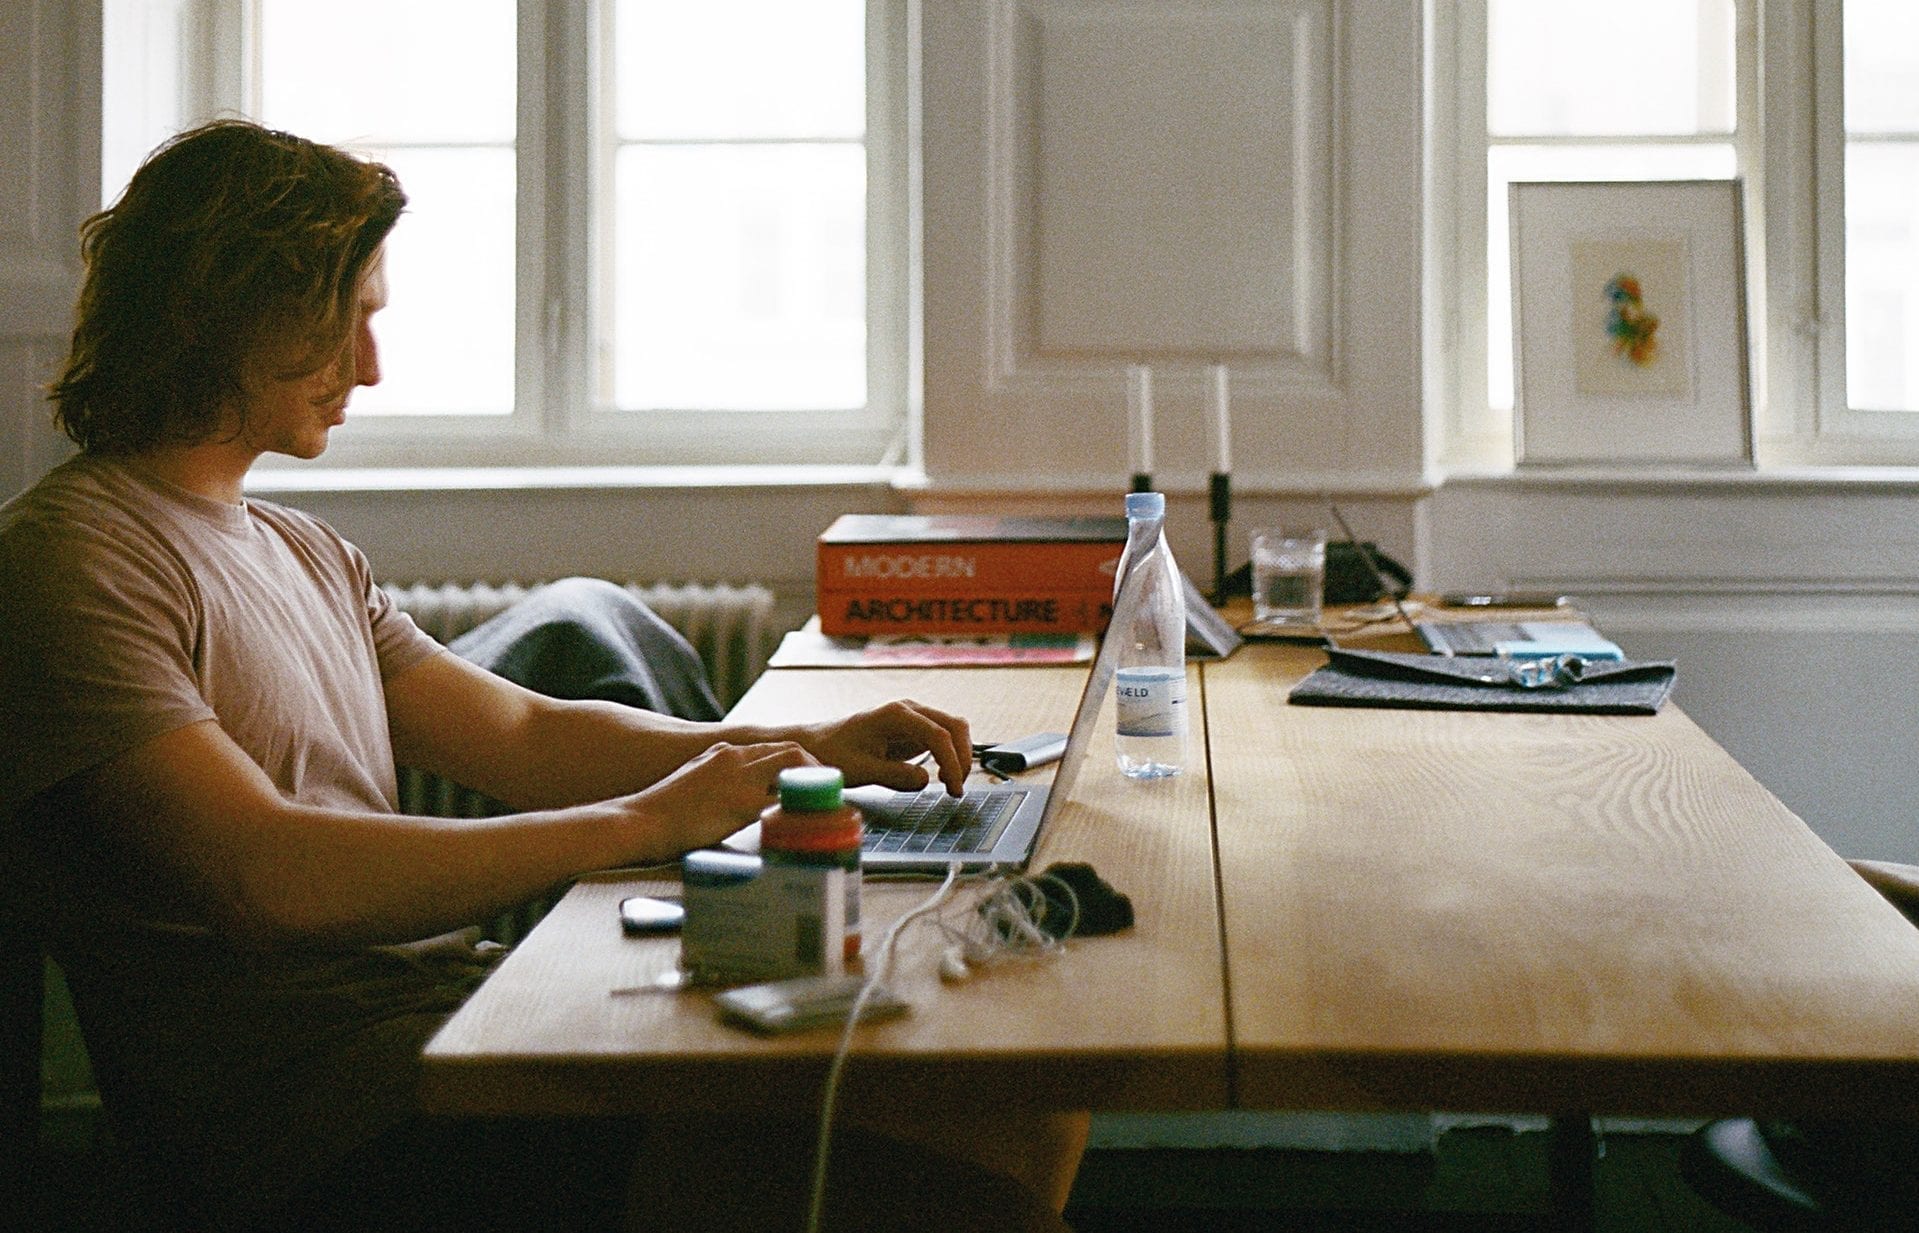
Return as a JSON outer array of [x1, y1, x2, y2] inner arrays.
[[1249, 528, 1327, 627]]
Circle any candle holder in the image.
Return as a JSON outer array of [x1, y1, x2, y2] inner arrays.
[[1209, 471, 1231, 605]]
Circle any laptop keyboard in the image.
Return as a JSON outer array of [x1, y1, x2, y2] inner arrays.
[[860, 789, 1020, 855]]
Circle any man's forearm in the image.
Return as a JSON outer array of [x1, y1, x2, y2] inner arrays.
[[63, 719, 704, 950], [225, 798, 654, 947], [472, 698, 809, 811], [387, 652, 818, 812]]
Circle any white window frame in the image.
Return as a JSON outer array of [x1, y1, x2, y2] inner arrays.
[[1434, 0, 1919, 472], [1792, 0, 1919, 456], [111, 0, 916, 473]]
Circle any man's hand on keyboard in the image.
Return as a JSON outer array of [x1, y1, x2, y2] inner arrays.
[[795, 699, 973, 796]]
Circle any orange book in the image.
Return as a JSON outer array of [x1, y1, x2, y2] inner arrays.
[[822, 591, 1116, 636], [816, 515, 1125, 635]]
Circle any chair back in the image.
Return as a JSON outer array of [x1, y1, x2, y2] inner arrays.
[[0, 812, 46, 1215]]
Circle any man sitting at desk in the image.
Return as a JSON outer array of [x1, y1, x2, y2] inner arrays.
[[0, 120, 1084, 1231]]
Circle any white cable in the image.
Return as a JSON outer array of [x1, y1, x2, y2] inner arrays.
[[935, 871, 1079, 972], [804, 862, 963, 1233], [800, 866, 1082, 1231]]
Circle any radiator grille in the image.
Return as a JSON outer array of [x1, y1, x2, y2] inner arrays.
[[383, 579, 777, 708]]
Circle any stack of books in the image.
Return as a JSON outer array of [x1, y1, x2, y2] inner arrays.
[[815, 514, 1126, 637]]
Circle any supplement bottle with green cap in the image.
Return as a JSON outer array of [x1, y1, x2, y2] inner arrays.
[[759, 766, 863, 963]]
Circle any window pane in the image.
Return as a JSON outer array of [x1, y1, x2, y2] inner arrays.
[[349, 149, 516, 417], [612, 145, 865, 411], [1486, 144, 1737, 410], [1488, 0, 1734, 137], [615, 0, 864, 140], [259, 0, 515, 143], [101, 0, 190, 207], [1845, 144, 1919, 413], [1845, 0, 1919, 133], [258, 0, 516, 418]]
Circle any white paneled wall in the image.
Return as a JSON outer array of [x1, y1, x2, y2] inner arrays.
[[922, 0, 1425, 496], [1031, 4, 1331, 362], [0, 0, 93, 497]]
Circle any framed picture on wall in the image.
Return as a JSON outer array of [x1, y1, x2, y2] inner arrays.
[[1510, 180, 1752, 468]]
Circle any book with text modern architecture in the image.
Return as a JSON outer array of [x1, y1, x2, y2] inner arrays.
[[816, 514, 1125, 635]]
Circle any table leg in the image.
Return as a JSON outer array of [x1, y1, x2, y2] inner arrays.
[[1547, 1112, 1597, 1232]]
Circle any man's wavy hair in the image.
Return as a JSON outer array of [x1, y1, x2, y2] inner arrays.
[[49, 120, 406, 455]]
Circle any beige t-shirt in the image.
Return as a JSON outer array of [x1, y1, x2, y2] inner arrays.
[[0, 455, 491, 1224]]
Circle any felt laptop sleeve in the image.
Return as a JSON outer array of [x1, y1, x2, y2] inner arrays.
[[1288, 648, 1676, 716]]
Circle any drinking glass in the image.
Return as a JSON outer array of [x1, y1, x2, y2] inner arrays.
[[1249, 528, 1327, 627]]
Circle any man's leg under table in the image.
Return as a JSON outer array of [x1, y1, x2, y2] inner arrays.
[[627, 1109, 1089, 1232]]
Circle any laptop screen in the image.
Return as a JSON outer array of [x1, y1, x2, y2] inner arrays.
[[1043, 529, 1150, 806]]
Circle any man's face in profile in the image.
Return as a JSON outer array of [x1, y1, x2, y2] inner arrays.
[[240, 250, 389, 461]]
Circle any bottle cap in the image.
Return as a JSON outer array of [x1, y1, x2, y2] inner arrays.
[[1125, 492, 1165, 519], [765, 766, 862, 855], [777, 766, 845, 811]]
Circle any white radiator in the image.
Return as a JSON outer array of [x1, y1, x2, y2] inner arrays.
[[383, 579, 777, 708]]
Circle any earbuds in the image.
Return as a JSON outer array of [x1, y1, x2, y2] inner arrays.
[[938, 945, 972, 983], [929, 872, 1077, 985]]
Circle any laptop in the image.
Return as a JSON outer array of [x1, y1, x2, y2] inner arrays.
[[1415, 619, 1622, 659], [837, 577, 1127, 873]]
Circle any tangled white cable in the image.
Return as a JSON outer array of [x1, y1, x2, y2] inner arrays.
[[802, 865, 1081, 1231], [935, 870, 1079, 982]]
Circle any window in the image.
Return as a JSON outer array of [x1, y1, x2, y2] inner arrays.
[[100, 0, 914, 471], [260, 0, 518, 420], [1439, 0, 1919, 468], [1833, 2, 1919, 419]]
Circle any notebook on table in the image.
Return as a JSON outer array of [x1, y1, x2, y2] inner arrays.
[[1289, 647, 1676, 715]]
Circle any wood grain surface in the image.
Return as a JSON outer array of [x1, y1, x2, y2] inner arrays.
[[1208, 640, 1919, 1118], [423, 664, 1227, 1118], [426, 640, 1919, 1124]]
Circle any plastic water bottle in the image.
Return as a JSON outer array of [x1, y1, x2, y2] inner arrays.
[[1113, 491, 1187, 778]]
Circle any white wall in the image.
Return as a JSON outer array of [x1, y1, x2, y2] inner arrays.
[[4, 0, 1916, 863], [920, 0, 1424, 497], [1, 0, 98, 499], [1429, 475, 1919, 861]]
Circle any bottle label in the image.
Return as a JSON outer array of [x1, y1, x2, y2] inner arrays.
[[1115, 666, 1187, 737]]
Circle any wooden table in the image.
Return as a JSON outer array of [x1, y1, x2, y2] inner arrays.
[[1209, 638, 1919, 1122], [423, 664, 1227, 1119], [424, 639, 1919, 1137]]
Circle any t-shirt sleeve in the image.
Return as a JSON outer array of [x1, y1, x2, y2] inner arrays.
[[0, 511, 216, 816], [348, 542, 445, 682]]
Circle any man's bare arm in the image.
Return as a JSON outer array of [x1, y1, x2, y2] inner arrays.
[[383, 650, 974, 810], [51, 718, 808, 948]]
